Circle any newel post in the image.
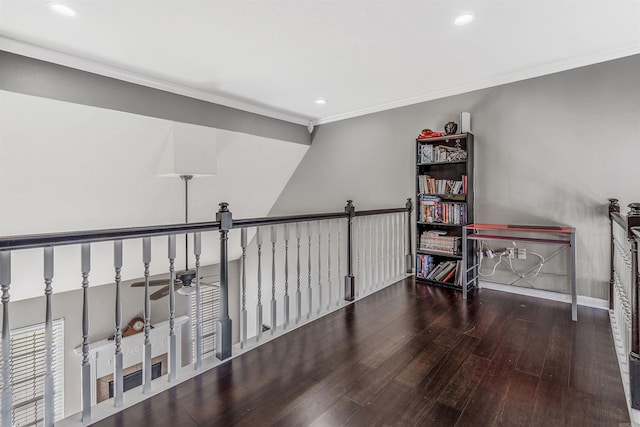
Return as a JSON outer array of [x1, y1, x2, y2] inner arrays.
[[406, 198, 413, 273], [609, 199, 620, 309], [216, 202, 233, 360], [628, 202, 640, 409], [344, 200, 356, 301]]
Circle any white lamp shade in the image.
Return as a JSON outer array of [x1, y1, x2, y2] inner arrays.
[[157, 122, 218, 177]]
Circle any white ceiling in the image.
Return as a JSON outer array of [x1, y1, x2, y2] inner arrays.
[[0, 0, 639, 126]]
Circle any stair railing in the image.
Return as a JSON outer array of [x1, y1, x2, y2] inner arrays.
[[609, 199, 640, 409], [0, 199, 413, 426]]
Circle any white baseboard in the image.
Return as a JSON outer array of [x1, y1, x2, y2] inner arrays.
[[478, 280, 609, 310]]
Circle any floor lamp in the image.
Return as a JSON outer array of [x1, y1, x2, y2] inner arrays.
[[157, 122, 217, 294]]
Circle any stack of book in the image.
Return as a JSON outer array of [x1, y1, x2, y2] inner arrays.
[[417, 259, 462, 285], [418, 144, 467, 163], [418, 196, 467, 224], [418, 175, 467, 195], [419, 231, 461, 255]]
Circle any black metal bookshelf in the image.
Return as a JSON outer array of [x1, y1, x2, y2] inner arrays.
[[415, 132, 475, 296]]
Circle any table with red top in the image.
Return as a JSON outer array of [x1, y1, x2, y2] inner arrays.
[[463, 223, 577, 321]]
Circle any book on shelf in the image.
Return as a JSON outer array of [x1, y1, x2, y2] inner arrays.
[[419, 232, 461, 254], [453, 260, 462, 286], [434, 261, 456, 281], [420, 144, 433, 163], [417, 251, 464, 285], [418, 143, 467, 163], [425, 260, 457, 282], [416, 254, 436, 278], [442, 265, 457, 283], [418, 199, 467, 225], [426, 261, 449, 280], [418, 175, 466, 195]]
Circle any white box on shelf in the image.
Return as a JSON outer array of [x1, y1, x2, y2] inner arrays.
[[460, 112, 471, 133]]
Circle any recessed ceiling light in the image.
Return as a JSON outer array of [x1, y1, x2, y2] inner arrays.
[[47, 2, 79, 17], [315, 99, 328, 105], [454, 12, 475, 26]]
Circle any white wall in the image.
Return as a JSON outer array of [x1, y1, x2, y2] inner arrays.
[[0, 90, 309, 301], [270, 54, 640, 300], [0, 91, 307, 417]]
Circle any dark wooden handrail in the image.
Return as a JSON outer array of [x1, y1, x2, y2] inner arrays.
[[0, 204, 410, 251], [355, 207, 409, 217], [233, 212, 348, 229], [0, 221, 221, 251]]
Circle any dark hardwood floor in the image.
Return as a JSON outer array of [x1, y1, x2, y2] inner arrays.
[[94, 278, 630, 426]]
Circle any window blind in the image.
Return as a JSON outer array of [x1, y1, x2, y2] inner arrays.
[[1, 318, 64, 427], [190, 285, 220, 361]]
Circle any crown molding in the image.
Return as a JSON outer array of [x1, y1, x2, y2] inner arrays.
[[3, 36, 637, 128], [313, 43, 640, 126], [0, 36, 310, 126]]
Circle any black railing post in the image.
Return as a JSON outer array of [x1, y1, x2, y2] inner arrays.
[[344, 200, 356, 301], [405, 198, 413, 273], [216, 202, 232, 360], [609, 199, 620, 310], [628, 202, 640, 409]]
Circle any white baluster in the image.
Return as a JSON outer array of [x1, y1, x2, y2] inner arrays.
[[377, 216, 382, 289], [142, 238, 153, 390], [337, 220, 342, 305], [398, 213, 402, 278], [395, 214, 401, 277], [296, 223, 302, 323], [81, 244, 92, 420], [167, 235, 177, 382], [369, 216, 374, 293], [385, 215, 390, 284], [257, 227, 263, 342], [382, 215, 387, 287], [271, 225, 277, 335], [241, 228, 248, 348], [398, 213, 403, 278], [194, 233, 203, 370], [327, 220, 332, 311], [1, 251, 12, 427], [284, 224, 290, 329], [356, 216, 368, 296], [317, 221, 322, 314], [391, 214, 395, 282], [113, 241, 124, 407], [307, 222, 313, 319], [43, 247, 55, 425], [401, 212, 406, 275]]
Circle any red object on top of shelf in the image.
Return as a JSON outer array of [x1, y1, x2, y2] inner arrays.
[[417, 129, 444, 139], [417, 133, 444, 139]]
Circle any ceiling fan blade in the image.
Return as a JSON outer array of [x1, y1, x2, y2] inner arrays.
[[131, 279, 171, 287], [149, 282, 183, 300], [150, 286, 170, 300]]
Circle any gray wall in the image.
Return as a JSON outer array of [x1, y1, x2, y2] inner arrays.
[[270, 54, 640, 300], [0, 51, 310, 145]]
